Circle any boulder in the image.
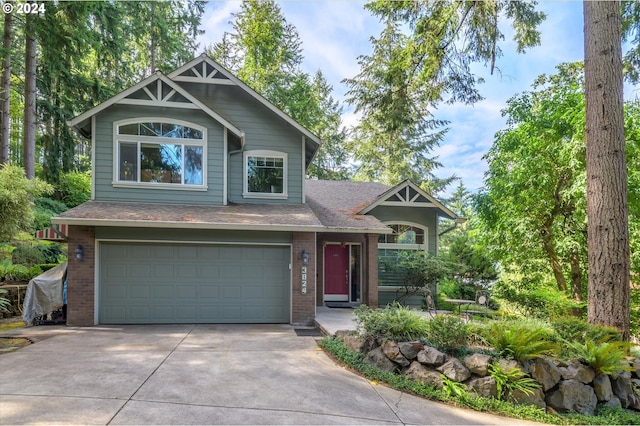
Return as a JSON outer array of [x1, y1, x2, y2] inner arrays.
[[364, 347, 398, 373], [593, 374, 614, 402], [611, 375, 640, 409], [633, 359, 640, 379], [605, 397, 622, 409], [529, 358, 562, 391], [437, 358, 471, 383], [463, 353, 492, 377], [382, 340, 410, 367], [334, 330, 351, 340], [558, 361, 595, 384], [499, 358, 521, 373], [398, 341, 423, 360], [404, 361, 443, 389], [510, 387, 546, 410], [545, 379, 598, 415], [417, 346, 447, 367], [343, 335, 365, 353], [468, 376, 497, 398]]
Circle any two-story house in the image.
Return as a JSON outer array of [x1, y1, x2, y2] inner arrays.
[[53, 55, 463, 327]]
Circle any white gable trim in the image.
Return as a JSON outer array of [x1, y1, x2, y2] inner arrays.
[[169, 55, 322, 146], [358, 180, 460, 220], [68, 72, 243, 137]]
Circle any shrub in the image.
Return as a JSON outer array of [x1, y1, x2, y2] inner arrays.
[[58, 170, 90, 207], [0, 259, 30, 282], [0, 288, 10, 312], [11, 244, 46, 266], [483, 320, 558, 363], [427, 315, 469, 353], [354, 303, 430, 341], [488, 362, 540, 401], [0, 164, 53, 241], [552, 317, 622, 344], [33, 198, 69, 230], [567, 340, 632, 376]]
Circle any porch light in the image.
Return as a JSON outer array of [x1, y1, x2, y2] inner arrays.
[[74, 245, 84, 261], [301, 249, 309, 266]]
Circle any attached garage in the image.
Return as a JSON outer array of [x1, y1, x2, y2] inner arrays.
[[99, 242, 291, 324]]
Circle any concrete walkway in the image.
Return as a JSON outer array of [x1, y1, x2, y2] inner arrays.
[[0, 324, 541, 425]]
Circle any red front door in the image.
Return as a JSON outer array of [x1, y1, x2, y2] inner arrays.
[[324, 245, 349, 301]]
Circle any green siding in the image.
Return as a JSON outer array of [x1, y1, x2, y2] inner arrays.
[[181, 83, 304, 204], [94, 105, 225, 205]]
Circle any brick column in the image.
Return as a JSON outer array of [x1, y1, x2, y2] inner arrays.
[[365, 233, 379, 308], [67, 226, 96, 326], [291, 232, 316, 326]]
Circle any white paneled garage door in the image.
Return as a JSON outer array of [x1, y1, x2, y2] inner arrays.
[[99, 242, 290, 324]]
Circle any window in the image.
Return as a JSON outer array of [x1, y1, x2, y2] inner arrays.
[[243, 150, 287, 198], [378, 224, 426, 247], [114, 120, 206, 187]]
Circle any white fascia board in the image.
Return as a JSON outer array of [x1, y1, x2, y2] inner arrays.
[[51, 216, 325, 233]]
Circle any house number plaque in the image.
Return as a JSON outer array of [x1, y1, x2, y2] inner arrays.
[[301, 266, 308, 294]]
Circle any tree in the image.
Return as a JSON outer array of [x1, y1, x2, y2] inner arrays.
[[584, 1, 630, 340], [344, 19, 450, 189], [0, 164, 51, 241], [478, 63, 588, 303], [1, 5, 11, 164], [363, 0, 546, 104], [22, 12, 35, 179], [208, 0, 349, 179]]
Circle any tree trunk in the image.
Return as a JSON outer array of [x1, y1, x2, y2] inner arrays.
[[541, 225, 569, 293], [23, 13, 36, 179], [1, 7, 11, 165], [569, 250, 583, 302], [584, 1, 630, 340]]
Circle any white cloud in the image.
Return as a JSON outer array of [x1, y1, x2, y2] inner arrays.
[[196, 2, 241, 53]]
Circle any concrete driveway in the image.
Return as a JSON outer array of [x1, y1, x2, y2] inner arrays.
[[0, 324, 539, 425]]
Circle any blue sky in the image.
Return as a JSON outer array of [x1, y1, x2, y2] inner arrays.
[[196, 1, 639, 197]]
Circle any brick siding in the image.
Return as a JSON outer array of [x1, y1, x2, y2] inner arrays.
[[66, 226, 96, 326], [291, 232, 316, 325]]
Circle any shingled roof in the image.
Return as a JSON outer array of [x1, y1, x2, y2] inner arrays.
[[53, 201, 324, 232], [305, 180, 391, 232]]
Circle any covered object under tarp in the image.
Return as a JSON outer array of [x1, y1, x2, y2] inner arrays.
[[22, 262, 67, 326]]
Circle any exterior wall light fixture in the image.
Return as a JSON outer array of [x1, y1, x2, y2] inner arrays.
[[75, 245, 84, 261], [301, 249, 309, 266]]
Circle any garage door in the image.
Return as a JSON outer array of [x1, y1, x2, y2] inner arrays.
[[99, 242, 290, 324]]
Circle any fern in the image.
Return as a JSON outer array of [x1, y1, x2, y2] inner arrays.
[[488, 362, 540, 401], [485, 321, 558, 363], [568, 340, 632, 376], [441, 374, 468, 399]]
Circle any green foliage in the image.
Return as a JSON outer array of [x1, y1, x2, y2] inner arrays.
[[441, 375, 468, 398], [33, 198, 69, 231], [353, 303, 429, 341], [481, 320, 558, 363], [0, 259, 30, 282], [382, 250, 450, 297], [0, 165, 53, 242], [488, 362, 540, 401], [567, 341, 632, 376], [0, 288, 10, 313], [552, 317, 622, 344], [57, 171, 90, 207], [343, 19, 450, 188], [427, 315, 469, 353], [10, 242, 64, 267]]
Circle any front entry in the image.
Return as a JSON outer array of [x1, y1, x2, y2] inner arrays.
[[324, 244, 361, 302], [324, 245, 349, 301]]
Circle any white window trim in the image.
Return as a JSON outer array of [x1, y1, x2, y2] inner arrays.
[[243, 150, 288, 199], [378, 221, 429, 251], [112, 117, 208, 190]]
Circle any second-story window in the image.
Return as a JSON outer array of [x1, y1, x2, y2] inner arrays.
[[115, 120, 206, 187], [243, 150, 288, 199]]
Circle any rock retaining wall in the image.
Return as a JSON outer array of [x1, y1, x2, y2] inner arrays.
[[338, 333, 640, 415]]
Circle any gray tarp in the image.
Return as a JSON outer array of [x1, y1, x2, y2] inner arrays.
[[22, 262, 67, 326]]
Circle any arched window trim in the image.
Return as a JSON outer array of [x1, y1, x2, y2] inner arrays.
[[379, 221, 429, 251], [112, 117, 208, 190]]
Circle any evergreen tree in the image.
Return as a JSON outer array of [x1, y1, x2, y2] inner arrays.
[[344, 19, 450, 189]]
